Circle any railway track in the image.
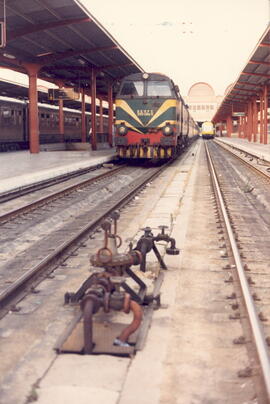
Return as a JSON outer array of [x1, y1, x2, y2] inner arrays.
[[0, 159, 174, 318], [0, 160, 119, 204], [214, 139, 270, 182], [0, 164, 126, 224], [206, 141, 270, 402]]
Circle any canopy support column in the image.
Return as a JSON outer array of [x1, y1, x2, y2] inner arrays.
[[55, 81, 65, 142], [99, 98, 104, 134], [263, 85, 268, 144], [259, 92, 264, 143], [91, 69, 97, 150], [81, 87, 86, 142], [247, 100, 253, 142], [23, 63, 41, 154], [253, 98, 258, 143], [226, 116, 232, 137], [108, 82, 113, 147]]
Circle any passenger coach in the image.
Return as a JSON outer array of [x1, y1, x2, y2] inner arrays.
[[115, 72, 199, 159]]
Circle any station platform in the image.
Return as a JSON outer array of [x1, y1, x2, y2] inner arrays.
[[0, 148, 117, 196], [215, 137, 270, 163]]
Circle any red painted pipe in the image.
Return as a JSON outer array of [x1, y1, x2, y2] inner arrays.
[[118, 300, 143, 343]]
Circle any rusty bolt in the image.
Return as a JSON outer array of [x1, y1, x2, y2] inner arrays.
[[229, 312, 241, 320], [233, 336, 246, 345], [259, 312, 268, 322], [252, 293, 261, 301], [238, 367, 252, 378], [101, 219, 111, 231], [111, 211, 120, 221], [226, 293, 237, 300]]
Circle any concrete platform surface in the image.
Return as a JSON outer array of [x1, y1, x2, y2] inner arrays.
[[216, 137, 270, 162], [31, 142, 200, 404], [0, 148, 116, 195], [0, 140, 256, 404]]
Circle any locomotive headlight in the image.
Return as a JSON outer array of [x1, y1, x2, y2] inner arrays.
[[162, 123, 173, 136], [118, 123, 128, 136]]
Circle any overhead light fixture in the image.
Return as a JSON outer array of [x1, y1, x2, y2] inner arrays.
[[142, 73, 149, 80], [78, 58, 86, 65], [3, 53, 16, 59], [43, 72, 53, 78], [37, 51, 53, 57]]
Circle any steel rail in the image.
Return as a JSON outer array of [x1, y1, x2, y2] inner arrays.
[[0, 165, 126, 224], [214, 139, 270, 182], [0, 158, 174, 315], [205, 143, 270, 400]]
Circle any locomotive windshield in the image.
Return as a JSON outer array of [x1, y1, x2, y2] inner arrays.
[[119, 78, 173, 98], [147, 81, 172, 97], [120, 81, 144, 96]]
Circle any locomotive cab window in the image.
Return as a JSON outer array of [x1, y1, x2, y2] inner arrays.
[[147, 81, 172, 97], [119, 81, 144, 97]]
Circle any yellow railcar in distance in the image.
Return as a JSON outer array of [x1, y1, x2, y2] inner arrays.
[[201, 121, 215, 139]]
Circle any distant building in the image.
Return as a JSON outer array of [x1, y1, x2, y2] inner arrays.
[[184, 82, 223, 124]]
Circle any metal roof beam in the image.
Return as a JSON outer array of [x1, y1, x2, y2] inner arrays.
[[38, 45, 118, 64], [44, 61, 132, 71], [237, 80, 264, 87], [233, 88, 259, 94], [95, 62, 134, 71], [241, 72, 270, 78], [227, 97, 248, 102], [8, 18, 91, 41], [249, 60, 270, 66]]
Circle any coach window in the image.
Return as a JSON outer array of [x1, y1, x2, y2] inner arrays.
[[2, 109, 11, 117]]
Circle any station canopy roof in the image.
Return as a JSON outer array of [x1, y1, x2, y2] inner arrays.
[[0, 0, 144, 100], [0, 77, 108, 113], [213, 25, 270, 123]]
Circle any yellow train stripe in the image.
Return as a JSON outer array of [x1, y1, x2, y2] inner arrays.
[[115, 119, 144, 134], [156, 120, 177, 128], [147, 100, 177, 126], [116, 100, 144, 126]]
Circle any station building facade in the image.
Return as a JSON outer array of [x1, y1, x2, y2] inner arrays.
[[184, 82, 223, 125]]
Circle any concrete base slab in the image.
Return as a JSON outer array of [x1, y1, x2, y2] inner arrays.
[[36, 385, 119, 404], [36, 355, 129, 403]]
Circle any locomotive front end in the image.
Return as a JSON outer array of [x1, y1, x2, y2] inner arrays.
[[115, 73, 179, 159]]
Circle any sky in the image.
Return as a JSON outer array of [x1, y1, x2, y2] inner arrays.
[[0, 0, 268, 97], [80, 0, 269, 96]]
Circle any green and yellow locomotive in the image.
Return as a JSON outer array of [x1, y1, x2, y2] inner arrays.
[[115, 72, 198, 159]]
